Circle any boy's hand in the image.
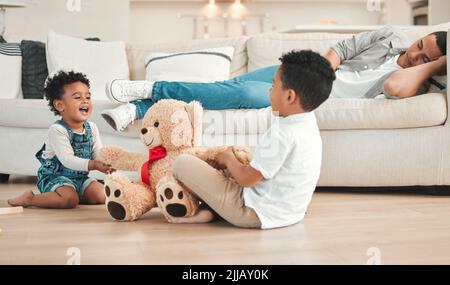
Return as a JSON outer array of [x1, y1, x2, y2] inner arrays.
[[214, 147, 236, 170], [206, 159, 224, 170], [90, 160, 116, 174]]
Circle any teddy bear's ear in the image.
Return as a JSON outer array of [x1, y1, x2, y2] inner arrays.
[[184, 101, 203, 146]]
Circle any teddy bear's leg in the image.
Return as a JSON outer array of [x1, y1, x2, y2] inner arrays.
[[156, 176, 200, 219], [104, 173, 156, 221]]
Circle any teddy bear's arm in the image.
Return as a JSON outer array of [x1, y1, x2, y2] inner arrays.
[[190, 146, 252, 165], [99, 146, 147, 171], [189, 146, 227, 161]]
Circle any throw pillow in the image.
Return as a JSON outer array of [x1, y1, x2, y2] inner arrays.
[[145, 46, 234, 82], [46, 30, 129, 101], [428, 76, 447, 94], [0, 43, 23, 99], [20, 40, 48, 99], [21, 38, 102, 100]]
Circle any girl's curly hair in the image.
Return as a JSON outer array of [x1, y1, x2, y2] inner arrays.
[[44, 70, 90, 116]]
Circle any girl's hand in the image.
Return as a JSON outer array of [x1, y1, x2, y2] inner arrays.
[[92, 160, 115, 174]]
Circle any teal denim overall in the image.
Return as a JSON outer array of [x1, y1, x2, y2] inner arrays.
[[35, 120, 96, 200]]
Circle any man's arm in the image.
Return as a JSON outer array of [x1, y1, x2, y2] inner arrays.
[[226, 156, 263, 188], [384, 55, 447, 98], [333, 26, 396, 62]]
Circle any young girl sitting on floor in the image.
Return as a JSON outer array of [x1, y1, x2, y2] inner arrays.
[[8, 71, 114, 209]]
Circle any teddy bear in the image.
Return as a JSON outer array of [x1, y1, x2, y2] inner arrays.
[[100, 99, 252, 222]]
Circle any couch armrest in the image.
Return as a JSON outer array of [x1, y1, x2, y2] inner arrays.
[[446, 28, 450, 125]]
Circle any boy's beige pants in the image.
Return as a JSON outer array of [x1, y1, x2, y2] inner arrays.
[[173, 154, 261, 229]]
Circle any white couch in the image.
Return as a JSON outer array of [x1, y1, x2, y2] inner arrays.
[[1, 23, 449, 187]]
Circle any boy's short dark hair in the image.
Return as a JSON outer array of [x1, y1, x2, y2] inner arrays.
[[431, 31, 447, 55], [279, 50, 336, 112], [44, 70, 90, 116]]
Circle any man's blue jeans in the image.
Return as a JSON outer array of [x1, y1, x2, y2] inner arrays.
[[133, 65, 278, 119]]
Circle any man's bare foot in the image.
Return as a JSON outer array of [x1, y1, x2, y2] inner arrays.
[[7, 190, 35, 207]]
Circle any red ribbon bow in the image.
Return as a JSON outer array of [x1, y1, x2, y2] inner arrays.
[[141, 146, 167, 186]]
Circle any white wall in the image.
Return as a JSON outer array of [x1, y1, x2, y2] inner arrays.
[[3, 0, 430, 45], [4, 0, 130, 42], [383, 0, 412, 25], [429, 0, 450, 25], [130, 1, 382, 45]]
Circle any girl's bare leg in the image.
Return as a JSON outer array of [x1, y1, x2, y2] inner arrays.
[[7, 186, 79, 209], [82, 181, 106, 205]]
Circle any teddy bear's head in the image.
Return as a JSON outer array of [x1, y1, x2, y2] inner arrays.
[[140, 99, 203, 151]]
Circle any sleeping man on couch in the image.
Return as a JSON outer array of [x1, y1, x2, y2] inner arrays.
[[101, 26, 447, 132]]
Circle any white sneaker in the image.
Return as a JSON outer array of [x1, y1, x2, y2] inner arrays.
[[105, 79, 154, 103], [101, 104, 137, 132]]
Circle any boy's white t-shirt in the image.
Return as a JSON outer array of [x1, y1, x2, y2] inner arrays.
[[243, 112, 322, 230]]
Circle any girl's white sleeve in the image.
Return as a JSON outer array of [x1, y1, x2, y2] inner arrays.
[[48, 125, 90, 172]]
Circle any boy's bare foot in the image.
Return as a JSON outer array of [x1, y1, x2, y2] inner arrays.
[[7, 190, 35, 207], [161, 208, 215, 224]]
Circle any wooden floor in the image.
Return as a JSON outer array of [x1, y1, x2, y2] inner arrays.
[[1, 176, 450, 265]]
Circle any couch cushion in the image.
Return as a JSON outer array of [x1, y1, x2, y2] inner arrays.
[[0, 43, 23, 99], [0, 99, 139, 137], [0, 94, 446, 137], [247, 32, 353, 71], [400, 22, 450, 44], [127, 36, 248, 81], [145, 46, 235, 82], [46, 31, 130, 101], [20, 40, 48, 99], [202, 93, 448, 132], [316, 93, 447, 130]]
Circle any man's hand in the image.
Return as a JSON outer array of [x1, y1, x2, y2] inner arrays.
[[324, 48, 341, 71], [89, 160, 115, 174]]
